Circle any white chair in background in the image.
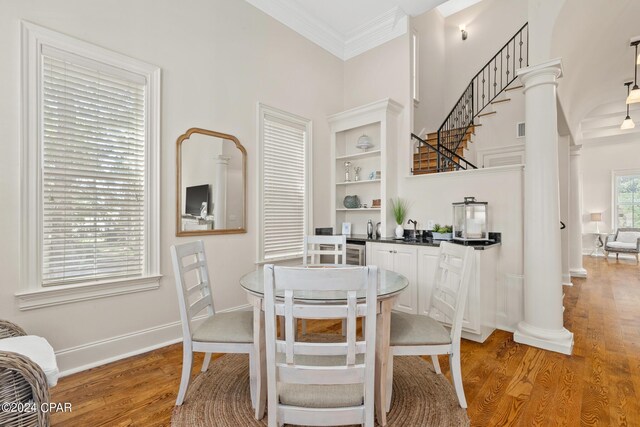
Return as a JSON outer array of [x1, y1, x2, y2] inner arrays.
[[387, 242, 474, 410], [171, 241, 256, 407], [300, 235, 347, 335], [303, 235, 347, 265], [263, 264, 378, 427]]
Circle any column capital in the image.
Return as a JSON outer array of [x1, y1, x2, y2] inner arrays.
[[517, 58, 563, 91]]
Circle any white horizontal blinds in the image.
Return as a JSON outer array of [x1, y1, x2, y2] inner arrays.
[[41, 52, 147, 286], [263, 114, 307, 260]]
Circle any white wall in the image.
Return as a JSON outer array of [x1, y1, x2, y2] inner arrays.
[[412, 0, 528, 165], [412, 10, 445, 134], [343, 35, 411, 111], [467, 89, 525, 166], [441, 0, 528, 110], [342, 33, 413, 212], [0, 0, 343, 373], [558, 135, 570, 284], [580, 138, 640, 252]]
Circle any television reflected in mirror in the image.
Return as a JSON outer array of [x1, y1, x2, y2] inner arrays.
[[176, 128, 246, 236], [185, 184, 210, 216]]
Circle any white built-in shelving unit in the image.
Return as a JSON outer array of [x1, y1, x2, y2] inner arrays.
[[328, 98, 403, 237]]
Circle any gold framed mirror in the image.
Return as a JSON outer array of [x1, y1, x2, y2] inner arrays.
[[176, 128, 247, 236]]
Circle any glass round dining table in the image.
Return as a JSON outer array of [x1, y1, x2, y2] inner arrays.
[[240, 265, 408, 301], [240, 265, 408, 426]]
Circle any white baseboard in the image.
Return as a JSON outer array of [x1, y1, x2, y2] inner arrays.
[[570, 267, 587, 278], [56, 303, 251, 377]]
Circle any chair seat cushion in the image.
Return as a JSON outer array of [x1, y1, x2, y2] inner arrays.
[[390, 312, 452, 346], [0, 335, 59, 387], [192, 311, 253, 343], [616, 231, 640, 244], [277, 354, 364, 408], [606, 241, 638, 251], [279, 383, 364, 408]]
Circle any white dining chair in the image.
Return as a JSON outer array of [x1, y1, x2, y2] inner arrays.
[[171, 241, 256, 407], [263, 264, 378, 427], [300, 235, 347, 335], [387, 242, 474, 410], [303, 235, 347, 265]]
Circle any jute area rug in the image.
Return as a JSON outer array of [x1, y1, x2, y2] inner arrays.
[[171, 348, 470, 426]]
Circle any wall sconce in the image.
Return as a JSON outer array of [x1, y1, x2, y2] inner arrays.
[[459, 24, 468, 41], [621, 81, 635, 129], [627, 40, 640, 104]]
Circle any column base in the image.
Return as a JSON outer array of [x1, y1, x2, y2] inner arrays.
[[514, 321, 573, 355], [562, 273, 572, 287], [569, 268, 587, 278]]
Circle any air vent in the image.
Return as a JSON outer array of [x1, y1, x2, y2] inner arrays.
[[516, 122, 526, 138]]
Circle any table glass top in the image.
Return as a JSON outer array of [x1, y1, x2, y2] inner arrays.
[[240, 266, 408, 301]]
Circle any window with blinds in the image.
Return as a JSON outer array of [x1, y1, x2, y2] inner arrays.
[[259, 106, 311, 262], [40, 49, 147, 286]]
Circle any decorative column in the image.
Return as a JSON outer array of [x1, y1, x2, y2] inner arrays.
[[569, 145, 587, 277], [514, 59, 573, 355], [213, 155, 230, 230]]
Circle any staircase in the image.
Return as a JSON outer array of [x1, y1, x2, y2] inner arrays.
[[412, 23, 528, 175], [412, 126, 477, 174]]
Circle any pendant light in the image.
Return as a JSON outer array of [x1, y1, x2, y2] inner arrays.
[[621, 82, 635, 129], [627, 41, 640, 104]]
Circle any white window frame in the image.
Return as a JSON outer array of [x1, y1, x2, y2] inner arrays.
[[17, 21, 161, 310], [256, 103, 312, 264], [612, 168, 640, 230], [411, 28, 420, 106]]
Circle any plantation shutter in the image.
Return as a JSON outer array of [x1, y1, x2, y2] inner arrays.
[[41, 47, 147, 286], [262, 114, 307, 260]]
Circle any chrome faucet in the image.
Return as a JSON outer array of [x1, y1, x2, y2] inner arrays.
[[407, 219, 418, 240]]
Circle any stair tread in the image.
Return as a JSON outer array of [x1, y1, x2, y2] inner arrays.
[[477, 111, 497, 118], [491, 98, 511, 105]]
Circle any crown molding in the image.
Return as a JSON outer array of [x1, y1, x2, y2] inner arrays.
[[344, 7, 408, 60], [245, 0, 408, 60], [245, 0, 344, 58]]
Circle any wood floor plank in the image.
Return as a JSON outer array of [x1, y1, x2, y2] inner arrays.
[[50, 256, 640, 426]]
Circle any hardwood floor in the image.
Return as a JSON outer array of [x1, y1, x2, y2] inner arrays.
[[50, 256, 640, 426]]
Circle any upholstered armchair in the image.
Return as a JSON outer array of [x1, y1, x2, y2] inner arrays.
[[604, 228, 640, 263], [0, 320, 58, 427]]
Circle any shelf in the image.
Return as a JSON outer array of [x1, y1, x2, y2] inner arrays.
[[336, 208, 381, 211], [336, 179, 380, 186], [336, 150, 381, 161]]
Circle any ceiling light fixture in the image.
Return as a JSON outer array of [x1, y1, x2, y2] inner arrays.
[[459, 24, 468, 41], [621, 81, 635, 130], [627, 41, 640, 104]]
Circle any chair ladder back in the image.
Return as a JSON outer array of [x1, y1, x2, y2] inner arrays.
[[264, 264, 377, 390], [428, 243, 475, 342], [303, 235, 347, 265], [171, 241, 215, 340]]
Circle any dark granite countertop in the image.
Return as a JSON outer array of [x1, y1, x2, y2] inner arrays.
[[344, 234, 501, 250]]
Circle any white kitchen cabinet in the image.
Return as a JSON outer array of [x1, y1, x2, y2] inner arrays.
[[368, 242, 499, 343], [417, 246, 498, 342], [417, 247, 439, 317], [366, 243, 417, 314]]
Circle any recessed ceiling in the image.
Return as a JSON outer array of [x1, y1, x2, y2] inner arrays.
[[245, 0, 476, 60], [552, 0, 640, 144]]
